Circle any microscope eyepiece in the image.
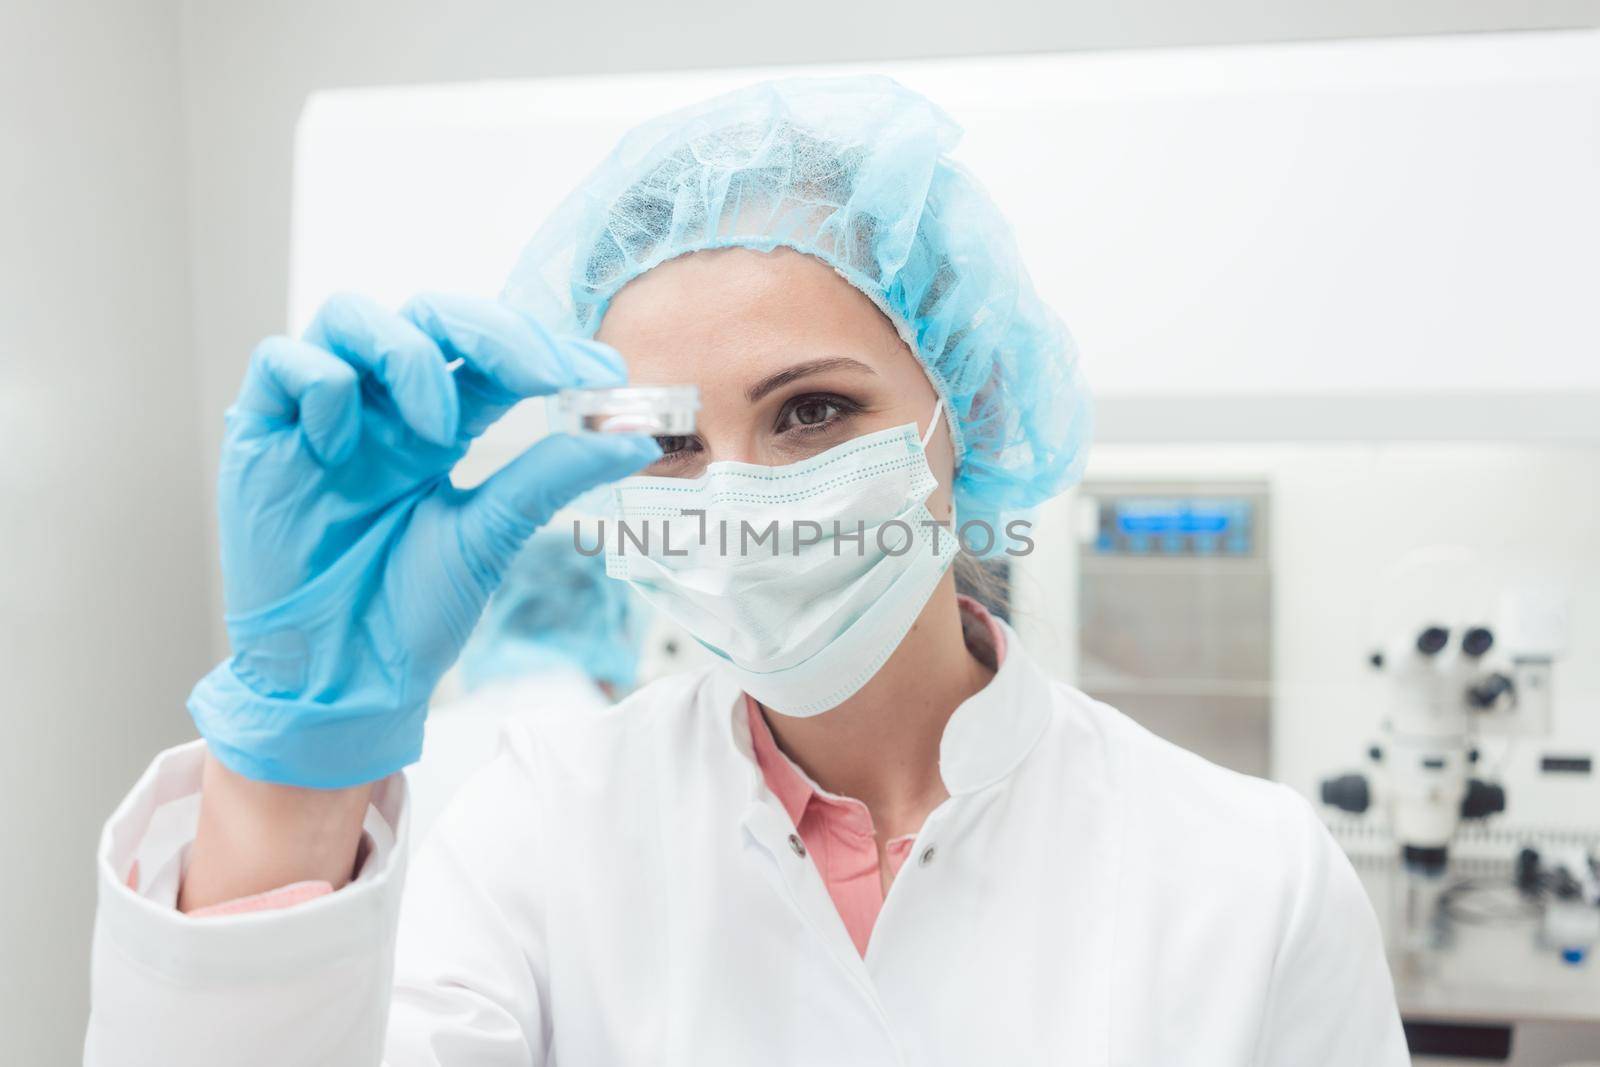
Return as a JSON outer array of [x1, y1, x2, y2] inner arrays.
[[1416, 625, 1451, 655]]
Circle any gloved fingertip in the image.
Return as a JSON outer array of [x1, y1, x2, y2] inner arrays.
[[476, 432, 659, 529], [294, 366, 363, 465], [321, 388, 364, 465], [619, 432, 664, 466], [301, 423, 340, 467], [583, 431, 663, 475], [429, 403, 461, 447], [394, 361, 461, 447]]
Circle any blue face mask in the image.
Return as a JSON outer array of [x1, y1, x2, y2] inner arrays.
[[606, 402, 956, 715]]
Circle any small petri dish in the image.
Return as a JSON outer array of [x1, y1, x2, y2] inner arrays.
[[555, 385, 699, 436]]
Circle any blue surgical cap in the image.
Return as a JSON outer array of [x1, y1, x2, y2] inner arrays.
[[502, 73, 1091, 528], [458, 527, 645, 692]]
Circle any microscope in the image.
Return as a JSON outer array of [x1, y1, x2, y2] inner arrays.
[[1320, 621, 1516, 875], [1320, 583, 1571, 956]]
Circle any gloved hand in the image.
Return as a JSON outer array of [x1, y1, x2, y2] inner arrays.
[[188, 292, 659, 788]]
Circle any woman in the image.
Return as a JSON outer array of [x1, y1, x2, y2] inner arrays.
[[87, 76, 1406, 1065]]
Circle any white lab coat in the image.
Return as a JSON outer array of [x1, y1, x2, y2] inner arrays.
[[406, 666, 609, 843], [86, 620, 1408, 1066]]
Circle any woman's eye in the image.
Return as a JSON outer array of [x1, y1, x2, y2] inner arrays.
[[777, 394, 856, 434], [792, 399, 836, 426], [653, 434, 695, 457]]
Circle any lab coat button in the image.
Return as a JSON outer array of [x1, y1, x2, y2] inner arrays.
[[787, 833, 806, 857], [919, 845, 937, 867]]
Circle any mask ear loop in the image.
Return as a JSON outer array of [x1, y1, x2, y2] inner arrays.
[[920, 398, 945, 450], [920, 398, 958, 531]]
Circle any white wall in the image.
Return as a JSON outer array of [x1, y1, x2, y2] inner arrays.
[[288, 32, 1600, 441], [0, 1, 210, 1061]]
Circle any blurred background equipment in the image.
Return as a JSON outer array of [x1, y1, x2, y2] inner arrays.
[[1319, 617, 1512, 875], [1318, 564, 1569, 874], [1311, 561, 1590, 998], [1075, 482, 1272, 776], [1518, 846, 1600, 965], [1016, 449, 1600, 1065]]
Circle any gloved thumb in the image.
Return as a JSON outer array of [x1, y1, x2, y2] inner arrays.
[[462, 432, 661, 565]]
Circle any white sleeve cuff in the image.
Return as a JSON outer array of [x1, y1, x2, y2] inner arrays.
[[87, 740, 414, 1066], [93, 739, 409, 983]]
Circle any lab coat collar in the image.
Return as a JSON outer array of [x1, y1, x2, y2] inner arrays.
[[936, 616, 1053, 794], [717, 612, 1054, 800]]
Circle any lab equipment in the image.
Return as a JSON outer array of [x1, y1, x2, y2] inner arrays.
[[1075, 481, 1273, 776], [502, 74, 1093, 542], [459, 525, 647, 692], [189, 291, 661, 788], [1009, 435, 1600, 1059], [1516, 846, 1600, 964], [1546, 895, 1600, 965], [606, 403, 956, 716], [1486, 585, 1569, 736], [555, 385, 699, 436], [1320, 585, 1569, 877], [1320, 619, 1512, 875], [1316, 567, 1581, 974]]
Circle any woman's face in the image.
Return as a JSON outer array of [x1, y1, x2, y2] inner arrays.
[[595, 246, 953, 516]]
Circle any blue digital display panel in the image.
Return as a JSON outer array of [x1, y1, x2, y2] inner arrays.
[[1095, 497, 1255, 557], [1116, 502, 1232, 535]]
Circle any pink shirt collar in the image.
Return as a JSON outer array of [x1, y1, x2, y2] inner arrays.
[[745, 595, 1009, 827]]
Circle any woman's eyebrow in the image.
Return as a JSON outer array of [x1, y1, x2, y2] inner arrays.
[[745, 356, 877, 403]]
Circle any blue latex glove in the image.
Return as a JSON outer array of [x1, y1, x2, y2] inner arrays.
[[188, 292, 660, 788]]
